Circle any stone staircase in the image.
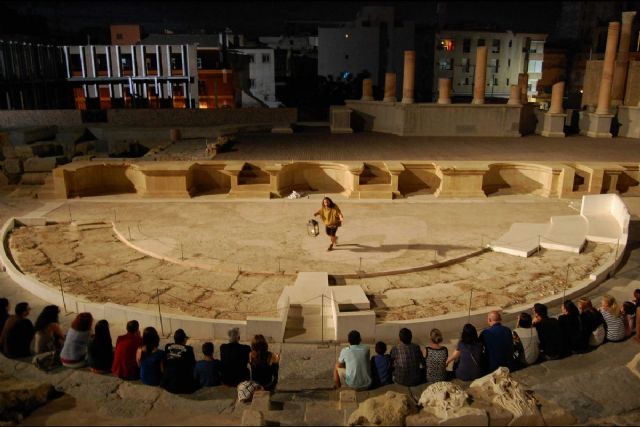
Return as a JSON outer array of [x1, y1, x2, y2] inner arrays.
[[35, 173, 58, 199], [283, 304, 336, 343]]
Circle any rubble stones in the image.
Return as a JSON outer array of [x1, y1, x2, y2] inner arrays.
[[348, 391, 417, 426]]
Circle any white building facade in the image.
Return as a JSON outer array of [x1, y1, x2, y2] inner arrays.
[[233, 48, 278, 107], [434, 30, 546, 100]]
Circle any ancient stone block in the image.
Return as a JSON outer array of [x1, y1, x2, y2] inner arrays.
[[418, 381, 488, 426], [340, 389, 357, 405], [20, 172, 48, 185], [471, 398, 513, 426], [535, 395, 576, 426], [0, 377, 56, 423], [347, 391, 417, 426], [251, 390, 271, 412], [23, 156, 61, 173], [3, 158, 23, 174], [468, 368, 544, 427], [9, 126, 56, 145], [2, 144, 16, 159], [241, 409, 265, 426]]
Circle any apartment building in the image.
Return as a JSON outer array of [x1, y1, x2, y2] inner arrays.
[[232, 47, 278, 107], [434, 30, 546, 100]]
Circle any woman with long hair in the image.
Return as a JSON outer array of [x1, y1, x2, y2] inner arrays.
[[558, 300, 583, 355], [136, 326, 164, 386], [249, 334, 279, 391], [577, 296, 606, 348], [88, 319, 113, 374], [60, 312, 93, 368], [513, 312, 540, 365], [33, 305, 65, 354], [599, 294, 626, 342], [445, 323, 483, 381], [313, 197, 344, 251]]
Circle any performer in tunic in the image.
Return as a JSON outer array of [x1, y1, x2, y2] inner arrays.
[[314, 197, 344, 251]]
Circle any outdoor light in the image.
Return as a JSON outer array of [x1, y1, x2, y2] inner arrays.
[[345, 33, 350, 38], [307, 219, 320, 237]]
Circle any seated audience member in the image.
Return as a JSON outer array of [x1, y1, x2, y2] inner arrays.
[[513, 312, 539, 366], [137, 326, 164, 386], [334, 330, 371, 390], [33, 305, 65, 354], [220, 327, 251, 386], [425, 328, 448, 383], [370, 341, 392, 387], [0, 302, 34, 358], [112, 320, 142, 380], [622, 301, 636, 338], [193, 342, 222, 387], [249, 334, 280, 391], [0, 298, 9, 336], [60, 312, 93, 368], [558, 300, 583, 355], [479, 311, 513, 373], [390, 327, 424, 386], [599, 294, 626, 342], [162, 329, 197, 394], [532, 303, 563, 360], [446, 323, 483, 381], [88, 319, 113, 374], [577, 297, 606, 348]]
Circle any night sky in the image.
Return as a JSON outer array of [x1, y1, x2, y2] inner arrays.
[[1, 1, 564, 41]]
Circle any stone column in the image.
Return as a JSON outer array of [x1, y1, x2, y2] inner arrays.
[[383, 72, 397, 102], [361, 78, 374, 101], [472, 46, 487, 104], [401, 50, 415, 104], [437, 78, 452, 104], [595, 21, 620, 115], [507, 85, 521, 105], [542, 81, 567, 137], [518, 73, 529, 104], [549, 81, 565, 114], [612, 11, 636, 104]]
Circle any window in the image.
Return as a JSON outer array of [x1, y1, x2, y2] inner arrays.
[[506, 78, 509, 86], [489, 59, 499, 72], [477, 38, 485, 47], [461, 57, 470, 73], [262, 54, 270, 63], [527, 60, 542, 73], [250, 78, 256, 88], [508, 59, 511, 68], [463, 38, 471, 53], [116, 33, 123, 40], [198, 80, 207, 95], [197, 57, 202, 69], [508, 40, 512, 48], [439, 58, 453, 71], [249, 54, 255, 63], [492, 39, 500, 53], [494, 77, 498, 85], [439, 39, 455, 51], [464, 77, 469, 85]]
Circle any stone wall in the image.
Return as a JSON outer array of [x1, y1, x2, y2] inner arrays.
[[107, 108, 297, 127], [345, 100, 522, 137], [625, 60, 640, 106], [582, 61, 603, 109], [0, 110, 83, 128]]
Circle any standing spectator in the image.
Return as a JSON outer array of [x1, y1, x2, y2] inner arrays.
[[558, 300, 583, 355], [33, 305, 65, 354], [193, 342, 222, 387], [532, 303, 563, 360], [60, 312, 93, 368], [112, 320, 142, 380], [162, 329, 197, 394], [88, 320, 113, 374], [577, 297, 606, 348], [446, 324, 483, 381], [137, 327, 164, 386], [333, 330, 371, 390], [0, 302, 34, 358], [479, 311, 513, 373], [0, 298, 9, 336], [390, 327, 424, 386], [370, 341, 392, 388], [513, 312, 539, 366], [424, 328, 448, 383], [599, 295, 626, 342], [249, 334, 280, 391], [220, 327, 251, 386]]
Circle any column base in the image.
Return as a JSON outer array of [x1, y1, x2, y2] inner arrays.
[[541, 112, 566, 138], [617, 106, 640, 138], [437, 99, 452, 104], [361, 96, 374, 101], [383, 97, 397, 103], [271, 125, 293, 134], [471, 98, 485, 105], [584, 113, 614, 138], [401, 98, 414, 104]]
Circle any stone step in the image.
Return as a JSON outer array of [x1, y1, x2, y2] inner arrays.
[[303, 400, 345, 426]]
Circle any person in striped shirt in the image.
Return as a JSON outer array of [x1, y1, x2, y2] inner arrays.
[[599, 294, 626, 342]]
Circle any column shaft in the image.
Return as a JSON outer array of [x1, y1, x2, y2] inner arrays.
[[361, 78, 373, 101], [596, 21, 620, 114], [383, 72, 396, 102], [472, 46, 487, 104], [401, 50, 415, 104], [437, 78, 451, 104], [549, 81, 565, 114], [507, 84, 521, 105]]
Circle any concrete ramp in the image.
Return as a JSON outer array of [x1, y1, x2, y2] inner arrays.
[[490, 223, 548, 257]]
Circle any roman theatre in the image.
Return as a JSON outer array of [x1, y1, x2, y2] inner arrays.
[[2, 41, 639, 344]]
